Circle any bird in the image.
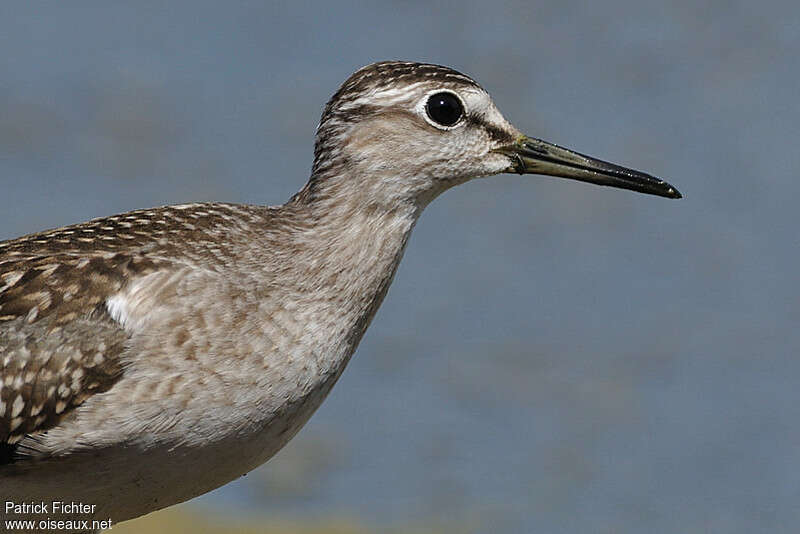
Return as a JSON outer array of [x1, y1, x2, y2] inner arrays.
[[0, 61, 680, 532]]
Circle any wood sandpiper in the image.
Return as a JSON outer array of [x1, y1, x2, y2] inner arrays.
[[0, 61, 680, 532]]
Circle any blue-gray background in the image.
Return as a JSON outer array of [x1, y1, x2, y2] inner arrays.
[[1, 2, 798, 533]]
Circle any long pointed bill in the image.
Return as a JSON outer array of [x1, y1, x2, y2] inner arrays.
[[495, 136, 681, 199]]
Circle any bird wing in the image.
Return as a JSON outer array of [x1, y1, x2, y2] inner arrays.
[[0, 206, 222, 460], [0, 203, 270, 460], [0, 250, 170, 454]]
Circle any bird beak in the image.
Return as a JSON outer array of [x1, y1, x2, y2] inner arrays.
[[495, 135, 681, 199]]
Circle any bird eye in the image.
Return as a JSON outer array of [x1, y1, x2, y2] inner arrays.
[[425, 92, 464, 127]]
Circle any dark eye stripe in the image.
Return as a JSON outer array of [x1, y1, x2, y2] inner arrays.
[[466, 115, 516, 145]]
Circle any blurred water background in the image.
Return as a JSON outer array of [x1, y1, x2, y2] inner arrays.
[[1, 2, 799, 533]]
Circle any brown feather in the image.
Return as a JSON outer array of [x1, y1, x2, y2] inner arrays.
[[0, 202, 275, 454]]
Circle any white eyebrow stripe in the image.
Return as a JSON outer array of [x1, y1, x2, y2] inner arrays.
[[341, 82, 428, 109]]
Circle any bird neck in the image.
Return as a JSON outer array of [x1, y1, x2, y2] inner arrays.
[[281, 175, 421, 351]]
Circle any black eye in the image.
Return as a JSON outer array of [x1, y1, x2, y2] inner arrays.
[[425, 92, 464, 127]]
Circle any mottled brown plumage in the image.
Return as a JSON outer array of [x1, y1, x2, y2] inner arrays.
[[0, 203, 275, 449]]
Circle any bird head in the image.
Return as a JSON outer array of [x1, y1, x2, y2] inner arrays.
[[306, 61, 680, 208]]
